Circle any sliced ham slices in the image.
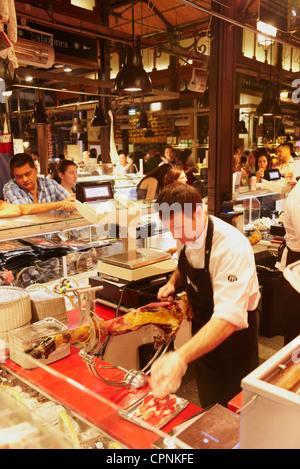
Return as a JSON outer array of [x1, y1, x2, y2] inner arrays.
[[133, 394, 178, 427]]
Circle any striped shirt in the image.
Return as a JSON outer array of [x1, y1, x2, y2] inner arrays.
[[3, 176, 70, 205]]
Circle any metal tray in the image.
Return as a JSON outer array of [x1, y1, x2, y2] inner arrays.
[[118, 392, 189, 430]]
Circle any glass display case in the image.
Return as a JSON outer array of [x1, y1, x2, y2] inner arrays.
[[0, 339, 198, 449]]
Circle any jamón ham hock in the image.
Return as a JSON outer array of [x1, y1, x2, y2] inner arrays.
[[25, 296, 193, 360]]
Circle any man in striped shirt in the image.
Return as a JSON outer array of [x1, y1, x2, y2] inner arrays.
[[3, 153, 75, 214]]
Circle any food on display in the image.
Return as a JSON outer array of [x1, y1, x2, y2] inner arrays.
[[119, 392, 188, 429], [0, 367, 124, 449], [248, 230, 262, 246], [244, 217, 272, 232], [26, 296, 193, 359]]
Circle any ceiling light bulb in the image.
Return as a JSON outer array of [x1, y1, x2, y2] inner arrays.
[[64, 65, 72, 72]]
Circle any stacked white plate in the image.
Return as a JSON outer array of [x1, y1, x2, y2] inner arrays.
[[0, 287, 32, 345]]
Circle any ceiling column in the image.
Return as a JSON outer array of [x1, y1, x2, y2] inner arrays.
[[208, 0, 237, 216]]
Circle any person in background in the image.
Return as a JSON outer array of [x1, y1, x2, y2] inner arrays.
[[160, 146, 178, 167], [116, 149, 129, 174], [164, 167, 187, 185], [31, 151, 39, 164], [145, 148, 162, 173], [232, 146, 242, 172], [89, 148, 98, 161], [273, 144, 294, 179], [125, 154, 138, 174], [241, 150, 259, 186], [149, 183, 259, 407], [137, 164, 171, 200], [3, 153, 75, 215], [255, 152, 271, 182], [178, 148, 197, 185], [53, 160, 78, 194]]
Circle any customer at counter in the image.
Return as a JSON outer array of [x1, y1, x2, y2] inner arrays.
[[52, 160, 78, 194], [273, 144, 294, 179], [137, 164, 171, 199], [160, 146, 178, 167], [3, 153, 75, 214], [255, 151, 271, 182], [164, 167, 187, 185], [178, 148, 197, 185], [150, 183, 259, 407]]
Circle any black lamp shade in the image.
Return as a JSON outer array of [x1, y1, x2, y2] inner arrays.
[[114, 46, 152, 94], [91, 105, 108, 127], [70, 116, 83, 134], [30, 100, 49, 125], [136, 109, 151, 130], [238, 120, 248, 134], [256, 84, 281, 117]]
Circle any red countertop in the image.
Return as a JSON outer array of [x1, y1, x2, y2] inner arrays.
[[4, 306, 201, 449]]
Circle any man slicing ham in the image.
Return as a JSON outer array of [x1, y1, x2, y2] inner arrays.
[[150, 183, 260, 408]]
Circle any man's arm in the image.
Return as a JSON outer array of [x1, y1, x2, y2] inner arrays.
[[18, 201, 63, 214], [176, 317, 236, 365], [157, 266, 183, 301]]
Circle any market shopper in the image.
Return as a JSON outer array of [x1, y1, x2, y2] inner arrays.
[[150, 183, 260, 407], [164, 167, 187, 185], [137, 164, 171, 199], [160, 146, 178, 167], [53, 160, 78, 194], [3, 153, 75, 214], [273, 144, 294, 178]]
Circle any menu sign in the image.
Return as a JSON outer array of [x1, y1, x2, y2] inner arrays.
[[259, 0, 288, 32]]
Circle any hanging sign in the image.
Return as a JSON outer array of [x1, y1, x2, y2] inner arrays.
[[23, 21, 97, 62], [258, 0, 288, 32]]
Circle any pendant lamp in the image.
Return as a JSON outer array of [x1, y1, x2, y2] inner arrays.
[[30, 100, 49, 125], [256, 83, 281, 118], [91, 103, 108, 127], [114, 1, 152, 94], [136, 108, 151, 130], [70, 115, 83, 134], [238, 120, 248, 134]]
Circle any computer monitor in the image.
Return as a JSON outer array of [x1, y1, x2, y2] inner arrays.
[[264, 169, 281, 181], [76, 181, 113, 202]]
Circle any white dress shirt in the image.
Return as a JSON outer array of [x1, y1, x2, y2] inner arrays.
[[284, 179, 300, 253], [177, 215, 260, 330]]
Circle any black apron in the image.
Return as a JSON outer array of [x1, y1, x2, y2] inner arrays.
[[282, 247, 300, 345], [178, 216, 259, 408]]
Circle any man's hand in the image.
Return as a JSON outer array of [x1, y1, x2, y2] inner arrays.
[[157, 282, 175, 302], [149, 351, 187, 398], [60, 194, 76, 212]]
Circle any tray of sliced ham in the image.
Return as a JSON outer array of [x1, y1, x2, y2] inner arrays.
[[119, 392, 189, 429]]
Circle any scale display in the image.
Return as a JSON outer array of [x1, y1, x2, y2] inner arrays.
[[100, 249, 171, 270]]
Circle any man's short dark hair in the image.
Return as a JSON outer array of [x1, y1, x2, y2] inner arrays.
[[90, 148, 97, 158], [9, 153, 35, 172], [155, 183, 202, 219]]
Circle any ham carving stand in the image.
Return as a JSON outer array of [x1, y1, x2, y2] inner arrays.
[[64, 284, 171, 389]]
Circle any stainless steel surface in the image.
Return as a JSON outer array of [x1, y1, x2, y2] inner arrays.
[[100, 248, 171, 269]]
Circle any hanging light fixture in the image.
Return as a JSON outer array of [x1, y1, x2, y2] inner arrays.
[[114, 1, 152, 94], [136, 108, 151, 130], [238, 120, 248, 134], [30, 100, 49, 125], [70, 115, 83, 134], [91, 101, 108, 127], [256, 82, 281, 118]]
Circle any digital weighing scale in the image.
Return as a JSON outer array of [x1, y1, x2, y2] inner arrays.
[[74, 195, 177, 309]]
